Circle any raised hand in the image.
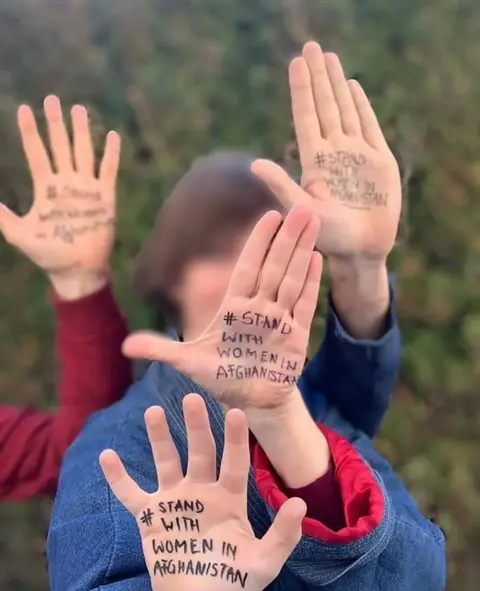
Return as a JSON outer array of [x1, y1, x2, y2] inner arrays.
[[252, 41, 401, 261], [0, 95, 120, 294], [100, 394, 305, 591], [123, 205, 322, 410]]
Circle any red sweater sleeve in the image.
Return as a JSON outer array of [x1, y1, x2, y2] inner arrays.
[[252, 424, 384, 544], [0, 285, 132, 501]]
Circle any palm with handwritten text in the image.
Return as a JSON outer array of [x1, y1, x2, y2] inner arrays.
[[0, 95, 120, 280], [252, 41, 401, 260], [123, 205, 322, 410], [100, 395, 305, 591]]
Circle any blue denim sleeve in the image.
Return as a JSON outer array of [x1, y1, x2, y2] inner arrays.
[[255, 409, 446, 591], [48, 513, 150, 591], [300, 275, 401, 437], [47, 403, 155, 591]]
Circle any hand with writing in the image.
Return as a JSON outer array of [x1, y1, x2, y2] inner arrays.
[[123, 205, 321, 410], [251, 41, 401, 262], [0, 95, 120, 298], [100, 394, 305, 591]]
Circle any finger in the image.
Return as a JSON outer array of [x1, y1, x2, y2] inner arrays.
[[276, 217, 320, 310], [0, 204, 23, 244], [225, 210, 283, 298], [324, 54, 361, 136], [348, 80, 389, 151], [251, 160, 310, 211], [16, 105, 52, 181], [293, 251, 322, 329], [258, 497, 306, 572], [99, 449, 146, 515], [122, 331, 187, 371], [144, 406, 183, 489], [71, 105, 94, 176], [99, 131, 121, 193], [257, 205, 313, 301], [302, 42, 341, 136], [44, 95, 73, 173], [183, 394, 217, 483], [289, 57, 322, 169], [218, 409, 250, 499]]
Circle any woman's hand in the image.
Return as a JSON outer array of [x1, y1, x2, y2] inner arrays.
[[0, 95, 121, 298], [123, 204, 322, 411], [251, 41, 401, 263], [100, 394, 306, 591]]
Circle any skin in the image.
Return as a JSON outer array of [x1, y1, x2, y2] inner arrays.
[[165, 207, 389, 490]]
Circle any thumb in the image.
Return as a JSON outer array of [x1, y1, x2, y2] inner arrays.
[[251, 159, 310, 210], [122, 331, 187, 370], [258, 498, 306, 575], [0, 204, 22, 243]]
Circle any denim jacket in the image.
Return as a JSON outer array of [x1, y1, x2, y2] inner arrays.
[[47, 293, 444, 590]]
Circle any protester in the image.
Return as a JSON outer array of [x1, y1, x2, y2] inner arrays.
[[0, 96, 131, 500], [0, 61, 400, 503], [47, 42, 445, 590], [100, 394, 307, 591]]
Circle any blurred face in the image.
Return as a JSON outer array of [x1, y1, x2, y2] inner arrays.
[[174, 225, 253, 341]]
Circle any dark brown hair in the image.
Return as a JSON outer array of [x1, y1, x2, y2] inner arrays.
[[132, 151, 285, 329]]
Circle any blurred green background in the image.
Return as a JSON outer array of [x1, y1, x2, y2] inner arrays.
[[0, 0, 479, 589]]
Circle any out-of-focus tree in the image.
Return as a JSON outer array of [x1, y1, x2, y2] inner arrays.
[[0, 0, 479, 588]]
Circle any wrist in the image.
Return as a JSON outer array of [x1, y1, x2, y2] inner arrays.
[[328, 256, 390, 339], [328, 255, 388, 292], [248, 390, 331, 488], [49, 269, 109, 300]]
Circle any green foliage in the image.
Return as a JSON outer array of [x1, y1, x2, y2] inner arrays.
[[0, 0, 479, 588]]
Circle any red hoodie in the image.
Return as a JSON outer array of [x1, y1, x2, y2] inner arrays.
[[0, 285, 131, 500]]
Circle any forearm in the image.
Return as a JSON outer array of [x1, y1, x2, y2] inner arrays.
[[248, 391, 330, 489], [0, 405, 96, 500], [0, 407, 57, 499], [328, 257, 390, 339], [0, 284, 132, 500], [54, 282, 132, 412]]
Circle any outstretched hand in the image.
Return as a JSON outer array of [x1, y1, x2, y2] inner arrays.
[[252, 41, 401, 261], [0, 95, 120, 288], [100, 394, 305, 591], [123, 205, 322, 411]]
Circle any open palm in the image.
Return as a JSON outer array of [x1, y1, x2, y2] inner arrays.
[[100, 394, 305, 591], [0, 95, 120, 275], [123, 205, 322, 410], [252, 42, 401, 260]]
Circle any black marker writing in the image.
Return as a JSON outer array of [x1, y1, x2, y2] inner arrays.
[[152, 537, 214, 556], [221, 332, 263, 346], [140, 508, 154, 527], [240, 312, 291, 334], [39, 206, 107, 222], [221, 541, 237, 561], [158, 499, 204, 514], [223, 312, 237, 326], [216, 364, 297, 385], [153, 559, 248, 588], [62, 186, 102, 201], [216, 348, 296, 372], [217, 347, 259, 360], [45, 185, 102, 201], [315, 150, 367, 170], [314, 152, 327, 168], [161, 516, 200, 533], [52, 218, 114, 244], [360, 181, 387, 207], [313, 150, 387, 210]]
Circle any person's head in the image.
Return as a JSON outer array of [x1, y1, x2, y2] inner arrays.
[[132, 151, 285, 340]]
